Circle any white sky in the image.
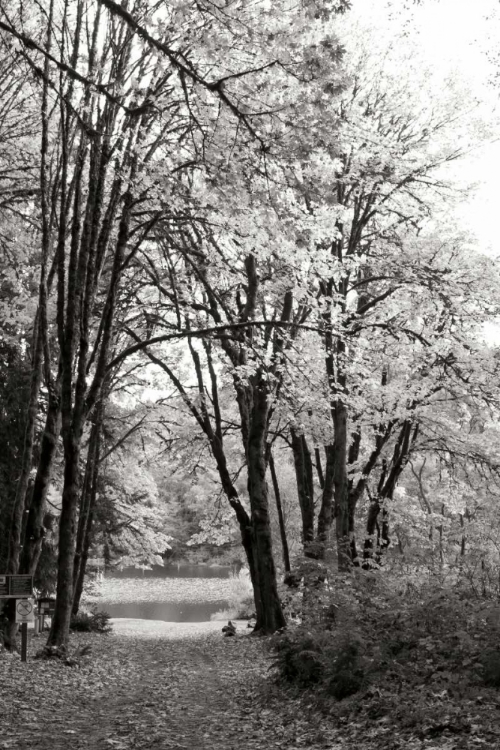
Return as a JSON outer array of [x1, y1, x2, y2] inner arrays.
[[413, 0, 500, 342], [415, 0, 500, 256]]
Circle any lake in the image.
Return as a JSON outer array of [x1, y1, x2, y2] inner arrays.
[[106, 563, 239, 580], [101, 600, 228, 622], [90, 564, 237, 622]]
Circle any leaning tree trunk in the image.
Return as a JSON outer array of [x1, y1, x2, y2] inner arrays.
[[268, 450, 291, 574], [72, 401, 103, 614], [72, 494, 96, 617]]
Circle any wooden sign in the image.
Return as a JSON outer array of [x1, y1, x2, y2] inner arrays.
[[38, 598, 56, 615], [15, 599, 34, 623], [0, 574, 34, 598]]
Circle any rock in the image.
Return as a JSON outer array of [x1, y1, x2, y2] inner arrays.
[[222, 621, 237, 637]]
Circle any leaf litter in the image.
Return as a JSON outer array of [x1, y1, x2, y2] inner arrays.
[[2, 621, 500, 750], [84, 576, 234, 604], [0, 626, 343, 750]]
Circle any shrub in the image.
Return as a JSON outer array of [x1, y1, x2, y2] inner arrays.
[[70, 607, 112, 633], [276, 571, 500, 700], [271, 629, 324, 684], [271, 626, 366, 697], [481, 649, 500, 687], [211, 567, 254, 621]]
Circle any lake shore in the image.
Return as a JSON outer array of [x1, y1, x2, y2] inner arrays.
[[85, 575, 236, 604], [110, 618, 248, 638]]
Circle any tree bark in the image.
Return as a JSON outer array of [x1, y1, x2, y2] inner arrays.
[[47, 430, 81, 647], [333, 398, 350, 570], [316, 444, 335, 559], [363, 421, 419, 567], [247, 376, 286, 633], [7, 314, 43, 575], [268, 450, 291, 573], [290, 428, 315, 556], [72, 400, 103, 612], [20, 385, 61, 576]]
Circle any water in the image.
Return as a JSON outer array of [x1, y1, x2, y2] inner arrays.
[[106, 563, 239, 580], [101, 600, 228, 622], [98, 564, 234, 622]]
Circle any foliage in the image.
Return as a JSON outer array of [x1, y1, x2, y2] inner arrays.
[[0, 340, 31, 567], [271, 571, 500, 708], [1, 0, 500, 649], [211, 567, 254, 620], [70, 608, 112, 634], [271, 626, 366, 698], [4, 612, 500, 748]]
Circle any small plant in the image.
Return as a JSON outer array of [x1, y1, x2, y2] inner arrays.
[[271, 629, 325, 684], [326, 637, 365, 700], [481, 649, 500, 687], [271, 627, 367, 697], [70, 607, 112, 633]]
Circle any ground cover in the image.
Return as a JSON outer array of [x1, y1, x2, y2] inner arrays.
[[2, 618, 500, 750], [0, 625, 339, 750]]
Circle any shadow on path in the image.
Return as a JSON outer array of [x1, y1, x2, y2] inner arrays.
[[1, 623, 338, 750]]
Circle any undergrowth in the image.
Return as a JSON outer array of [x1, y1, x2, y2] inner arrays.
[[211, 567, 254, 621], [270, 571, 500, 710], [70, 607, 112, 633]]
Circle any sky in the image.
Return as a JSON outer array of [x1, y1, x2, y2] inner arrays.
[[415, 0, 500, 342], [416, 0, 500, 257]]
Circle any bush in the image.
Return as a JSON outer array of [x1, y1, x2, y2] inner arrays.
[[481, 649, 500, 687], [211, 567, 254, 621], [271, 572, 500, 705], [70, 608, 112, 633], [271, 626, 367, 698]]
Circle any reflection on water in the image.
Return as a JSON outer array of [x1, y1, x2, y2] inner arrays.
[[97, 564, 234, 621], [106, 563, 239, 580], [102, 600, 227, 622]]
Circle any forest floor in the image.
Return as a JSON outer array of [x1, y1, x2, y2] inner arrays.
[[1, 619, 500, 750]]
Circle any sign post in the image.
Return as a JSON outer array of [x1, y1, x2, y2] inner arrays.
[[37, 598, 56, 632], [20, 623, 28, 662], [0, 576, 35, 662], [0, 575, 34, 598], [15, 599, 34, 663]]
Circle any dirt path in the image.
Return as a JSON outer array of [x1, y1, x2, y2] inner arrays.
[[1, 622, 340, 750]]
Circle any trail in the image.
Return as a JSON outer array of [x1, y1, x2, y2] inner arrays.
[[1, 621, 339, 750]]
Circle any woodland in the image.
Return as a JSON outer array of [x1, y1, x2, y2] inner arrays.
[[2, 0, 500, 742]]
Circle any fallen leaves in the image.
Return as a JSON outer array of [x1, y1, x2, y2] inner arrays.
[[85, 576, 234, 604], [2, 620, 500, 750]]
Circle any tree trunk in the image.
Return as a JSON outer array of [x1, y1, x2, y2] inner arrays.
[[316, 444, 335, 559], [47, 432, 81, 648], [7, 314, 43, 575], [71, 499, 96, 617], [20, 387, 61, 576], [333, 399, 350, 571], [72, 402, 103, 611], [268, 450, 291, 573], [290, 428, 315, 557], [247, 377, 286, 633], [72, 412, 102, 615], [363, 496, 382, 567]]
